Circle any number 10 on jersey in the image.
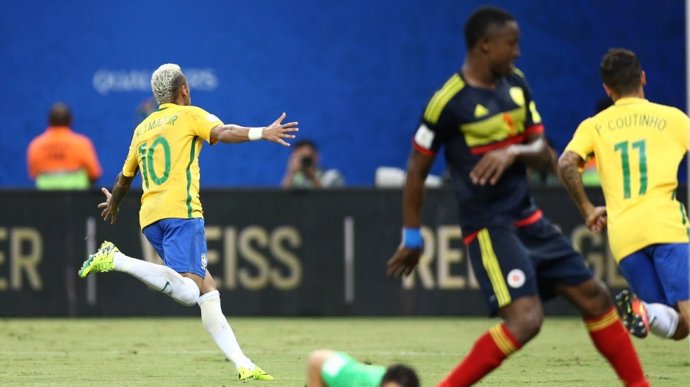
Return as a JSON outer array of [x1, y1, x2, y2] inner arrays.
[[139, 136, 171, 188]]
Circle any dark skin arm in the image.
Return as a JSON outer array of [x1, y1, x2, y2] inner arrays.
[[98, 171, 136, 224], [386, 149, 435, 278], [557, 151, 606, 232], [470, 132, 552, 186]]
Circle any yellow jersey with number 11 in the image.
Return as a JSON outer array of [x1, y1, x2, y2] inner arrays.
[[121, 103, 222, 229], [565, 97, 690, 261]]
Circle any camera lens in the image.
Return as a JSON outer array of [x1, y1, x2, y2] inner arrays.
[[300, 156, 313, 169]]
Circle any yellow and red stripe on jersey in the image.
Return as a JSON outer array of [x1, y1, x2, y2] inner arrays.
[[462, 108, 544, 155]]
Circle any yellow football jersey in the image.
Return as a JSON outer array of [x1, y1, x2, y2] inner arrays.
[[122, 103, 223, 228], [565, 97, 690, 261]]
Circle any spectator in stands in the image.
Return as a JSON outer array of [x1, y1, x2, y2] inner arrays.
[[307, 349, 419, 387], [27, 102, 102, 189], [281, 139, 344, 188]]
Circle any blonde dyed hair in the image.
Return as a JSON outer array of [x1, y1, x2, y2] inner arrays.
[[150, 63, 186, 105]]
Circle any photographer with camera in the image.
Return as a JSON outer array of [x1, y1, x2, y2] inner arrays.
[[281, 139, 344, 188]]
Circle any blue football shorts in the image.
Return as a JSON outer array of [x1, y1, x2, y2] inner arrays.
[[618, 243, 690, 306], [465, 217, 593, 316], [142, 218, 208, 278]]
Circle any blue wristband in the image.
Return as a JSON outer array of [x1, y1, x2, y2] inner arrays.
[[402, 227, 423, 249]]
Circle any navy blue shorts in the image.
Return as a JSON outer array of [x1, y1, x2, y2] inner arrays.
[[465, 217, 593, 315], [618, 243, 689, 306], [142, 218, 208, 278]]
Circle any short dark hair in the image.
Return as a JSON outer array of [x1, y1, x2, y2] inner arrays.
[[464, 6, 515, 49], [379, 364, 420, 387], [600, 48, 642, 95], [48, 102, 72, 126], [293, 139, 318, 152]]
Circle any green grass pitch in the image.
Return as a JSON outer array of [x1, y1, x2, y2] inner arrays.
[[1, 317, 688, 386]]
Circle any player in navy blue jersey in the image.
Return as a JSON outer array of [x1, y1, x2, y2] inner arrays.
[[387, 6, 648, 387]]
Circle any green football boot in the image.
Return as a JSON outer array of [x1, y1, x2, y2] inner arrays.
[[238, 366, 274, 382], [78, 241, 118, 278]]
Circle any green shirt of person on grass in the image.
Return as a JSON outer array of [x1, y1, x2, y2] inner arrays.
[[307, 350, 419, 387]]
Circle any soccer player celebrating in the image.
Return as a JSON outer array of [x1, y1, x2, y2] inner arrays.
[[78, 63, 298, 382], [386, 7, 649, 387], [559, 49, 690, 341]]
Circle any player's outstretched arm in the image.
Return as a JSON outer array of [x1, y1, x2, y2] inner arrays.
[[557, 151, 606, 232], [210, 112, 299, 146], [98, 172, 135, 225]]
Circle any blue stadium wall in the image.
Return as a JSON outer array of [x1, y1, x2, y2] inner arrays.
[[0, 0, 685, 187]]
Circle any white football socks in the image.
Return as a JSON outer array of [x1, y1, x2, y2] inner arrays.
[[644, 301, 679, 338], [109, 252, 255, 369], [198, 290, 254, 369], [112, 252, 200, 306]]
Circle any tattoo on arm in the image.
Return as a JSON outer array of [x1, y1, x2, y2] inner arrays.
[[557, 152, 592, 218]]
